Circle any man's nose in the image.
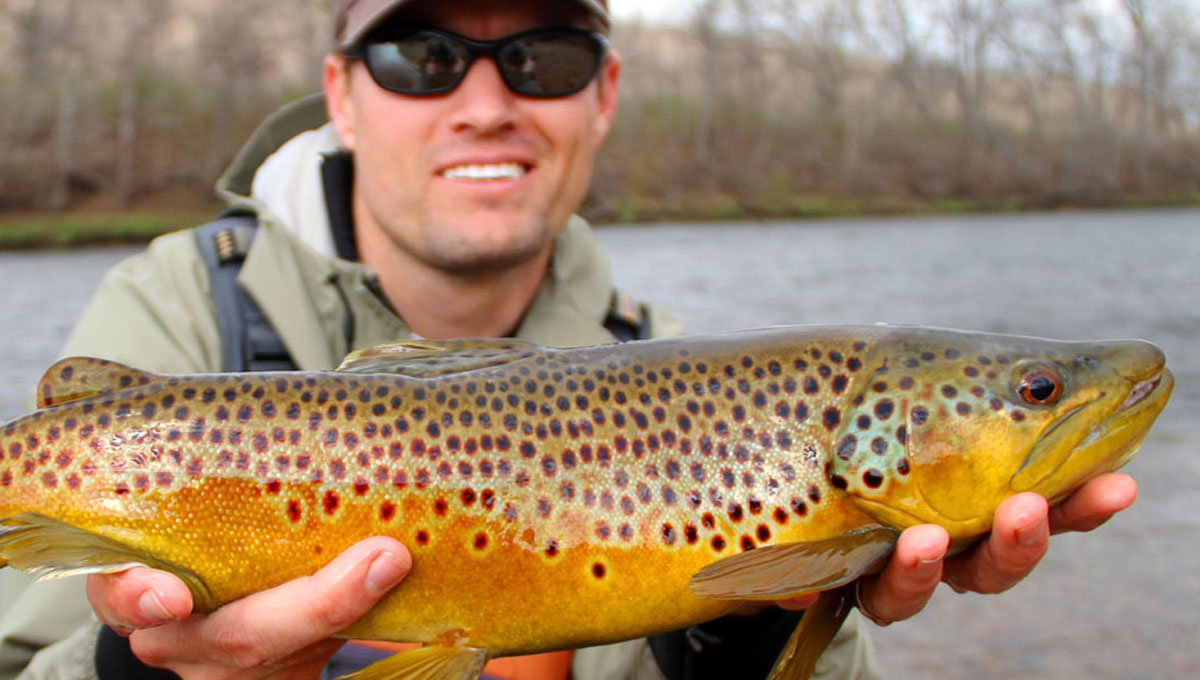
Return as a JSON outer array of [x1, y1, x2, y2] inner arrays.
[[449, 57, 519, 134]]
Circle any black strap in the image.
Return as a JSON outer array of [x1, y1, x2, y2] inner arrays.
[[95, 626, 180, 679], [605, 288, 651, 342], [194, 216, 297, 372]]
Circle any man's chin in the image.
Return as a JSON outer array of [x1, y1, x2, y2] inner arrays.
[[419, 226, 556, 276]]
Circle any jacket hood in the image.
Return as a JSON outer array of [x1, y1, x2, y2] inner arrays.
[[216, 94, 343, 259]]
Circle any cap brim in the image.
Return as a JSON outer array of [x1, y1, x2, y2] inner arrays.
[[339, 0, 611, 46]]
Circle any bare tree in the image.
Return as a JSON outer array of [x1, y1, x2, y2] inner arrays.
[[863, 0, 939, 123], [114, 0, 176, 207]]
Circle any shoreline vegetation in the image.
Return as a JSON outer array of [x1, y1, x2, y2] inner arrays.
[[2, 193, 1196, 251], [3, 1, 1198, 249]]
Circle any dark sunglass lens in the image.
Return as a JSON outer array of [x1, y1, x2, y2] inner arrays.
[[499, 31, 603, 96], [366, 32, 468, 93]]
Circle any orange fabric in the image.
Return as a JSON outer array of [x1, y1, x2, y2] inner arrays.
[[349, 641, 573, 680], [482, 651, 574, 680]]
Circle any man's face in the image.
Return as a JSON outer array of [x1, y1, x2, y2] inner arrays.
[[325, 0, 620, 275]]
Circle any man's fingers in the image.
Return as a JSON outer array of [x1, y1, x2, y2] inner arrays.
[[86, 568, 194, 634], [856, 524, 948, 625], [1048, 473, 1137, 534], [129, 537, 410, 672], [943, 492, 1049, 595]]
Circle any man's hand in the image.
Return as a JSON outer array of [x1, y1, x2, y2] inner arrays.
[[851, 472, 1138, 625], [86, 537, 411, 679]]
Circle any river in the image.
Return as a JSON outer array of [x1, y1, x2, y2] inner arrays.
[[1, 208, 1197, 678]]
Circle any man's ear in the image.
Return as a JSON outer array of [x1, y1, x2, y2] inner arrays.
[[591, 50, 621, 147], [324, 53, 357, 151]]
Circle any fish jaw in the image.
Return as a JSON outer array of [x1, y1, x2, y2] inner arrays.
[[1013, 364, 1172, 503], [829, 334, 1173, 540]]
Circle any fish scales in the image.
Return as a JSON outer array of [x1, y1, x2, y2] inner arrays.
[[0, 325, 1173, 675]]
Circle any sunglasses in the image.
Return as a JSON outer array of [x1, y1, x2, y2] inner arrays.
[[342, 27, 611, 98]]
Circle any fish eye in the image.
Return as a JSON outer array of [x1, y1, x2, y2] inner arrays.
[[1018, 370, 1063, 406]]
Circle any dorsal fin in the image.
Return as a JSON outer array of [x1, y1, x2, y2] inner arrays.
[[36, 358, 158, 409], [336, 339, 541, 378]]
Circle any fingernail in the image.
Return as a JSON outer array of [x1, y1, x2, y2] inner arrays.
[[1016, 520, 1048, 547], [365, 552, 407, 596], [137, 589, 173, 624], [916, 556, 942, 572]]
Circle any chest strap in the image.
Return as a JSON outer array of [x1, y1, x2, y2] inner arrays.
[[196, 216, 651, 373], [194, 216, 299, 372]]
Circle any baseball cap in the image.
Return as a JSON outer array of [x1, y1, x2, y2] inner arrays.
[[333, 0, 611, 45]]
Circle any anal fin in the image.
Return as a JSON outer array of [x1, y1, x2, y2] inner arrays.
[[340, 645, 488, 680], [0, 513, 216, 611]]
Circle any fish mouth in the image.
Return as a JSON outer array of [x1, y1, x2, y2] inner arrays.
[[1117, 372, 1165, 412], [1015, 365, 1173, 497]]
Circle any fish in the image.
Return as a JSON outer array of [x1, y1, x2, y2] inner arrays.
[[0, 325, 1173, 680]]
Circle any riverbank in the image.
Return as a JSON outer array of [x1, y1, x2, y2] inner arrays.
[[2, 192, 1197, 250]]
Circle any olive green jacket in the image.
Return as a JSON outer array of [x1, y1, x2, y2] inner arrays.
[[0, 96, 878, 680]]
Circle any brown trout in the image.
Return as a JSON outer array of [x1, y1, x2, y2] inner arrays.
[[0, 325, 1173, 679]]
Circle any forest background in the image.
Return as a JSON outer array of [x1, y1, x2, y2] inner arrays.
[[1, 0, 1198, 246]]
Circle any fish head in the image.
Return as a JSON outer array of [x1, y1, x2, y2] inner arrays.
[[827, 330, 1173, 540]]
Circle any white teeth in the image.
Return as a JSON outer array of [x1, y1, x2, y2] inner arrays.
[[442, 163, 527, 180]]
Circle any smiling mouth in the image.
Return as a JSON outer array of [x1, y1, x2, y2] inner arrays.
[[440, 163, 529, 181]]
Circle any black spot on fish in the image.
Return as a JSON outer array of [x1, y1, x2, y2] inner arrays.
[[822, 407, 841, 431]]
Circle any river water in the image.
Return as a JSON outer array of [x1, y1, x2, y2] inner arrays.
[[0, 208, 1196, 678]]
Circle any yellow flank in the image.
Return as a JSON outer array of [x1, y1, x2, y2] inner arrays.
[[0, 325, 1174, 670]]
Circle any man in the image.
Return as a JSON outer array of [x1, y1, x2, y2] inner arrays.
[[0, 0, 1137, 678]]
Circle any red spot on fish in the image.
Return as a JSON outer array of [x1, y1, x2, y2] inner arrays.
[[416, 530, 430, 546], [157, 472, 174, 488], [323, 491, 340, 514], [354, 479, 370, 496], [0, 471, 11, 487], [434, 498, 448, 516], [380, 501, 396, 522], [287, 501, 303, 523], [266, 480, 282, 494], [592, 563, 606, 579], [545, 540, 560, 558], [711, 536, 727, 552], [728, 504, 744, 522], [473, 533, 488, 550], [741, 536, 757, 551]]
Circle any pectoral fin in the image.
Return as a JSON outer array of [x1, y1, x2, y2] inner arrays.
[[340, 644, 488, 680], [688, 526, 899, 600], [0, 513, 216, 611], [767, 585, 857, 680]]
